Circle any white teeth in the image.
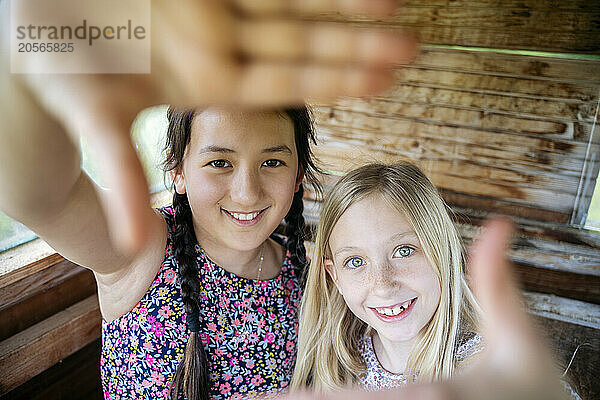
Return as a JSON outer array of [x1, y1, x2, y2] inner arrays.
[[231, 211, 259, 221], [376, 299, 414, 316]]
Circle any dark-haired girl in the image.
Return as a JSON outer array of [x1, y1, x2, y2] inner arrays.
[[98, 107, 321, 400]]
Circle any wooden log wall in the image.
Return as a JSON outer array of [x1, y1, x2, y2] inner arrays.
[[305, 1, 600, 398]]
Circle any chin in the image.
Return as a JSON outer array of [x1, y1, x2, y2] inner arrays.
[[376, 327, 420, 344]]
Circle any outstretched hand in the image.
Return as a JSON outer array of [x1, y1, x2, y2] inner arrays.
[[286, 219, 568, 400], [4, 0, 417, 255]]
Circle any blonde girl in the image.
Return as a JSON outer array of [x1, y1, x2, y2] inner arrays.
[[292, 162, 482, 392]]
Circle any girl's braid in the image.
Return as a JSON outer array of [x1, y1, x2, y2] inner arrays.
[[284, 184, 308, 286], [170, 192, 210, 400]]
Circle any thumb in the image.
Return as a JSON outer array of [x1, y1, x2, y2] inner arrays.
[[468, 217, 550, 380], [82, 109, 156, 256]]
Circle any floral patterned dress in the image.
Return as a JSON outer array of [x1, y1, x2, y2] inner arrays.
[[357, 332, 483, 390], [100, 206, 302, 399]]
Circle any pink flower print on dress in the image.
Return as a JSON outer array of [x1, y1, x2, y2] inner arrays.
[[248, 332, 260, 344], [219, 382, 232, 395], [286, 340, 295, 352], [246, 360, 255, 369], [215, 331, 226, 343], [219, 297, 231, 308], [142, 341, 155, 351], [233, 376, 243, 386], [158, 305, 172, 319], [150, 370, 164, 385], [151, 323, 165, 337], [163, 269, 176, 284], [146, 354, 155, 367], [242, 298, 251, 309], [207, 322, 218, 331], [265, 332, 275, 343], [200, 332, 209, 345], [251, 374, 264, 386]]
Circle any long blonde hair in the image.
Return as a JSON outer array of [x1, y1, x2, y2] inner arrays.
[[291, 162, 480, 392]]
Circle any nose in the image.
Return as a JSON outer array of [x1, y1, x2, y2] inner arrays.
[[369, 259, 400, 295], [229, 166, 262, 207]]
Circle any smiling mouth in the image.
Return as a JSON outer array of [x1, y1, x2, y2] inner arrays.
[[222, 207, 268, 224], [371, 297, 417, 319]]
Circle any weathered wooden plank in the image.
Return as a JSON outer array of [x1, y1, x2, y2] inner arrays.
[[401, 0, 598, 10], [336, 97, 595, 142], [3, 339, 102, 400], [0, 260, 97, 341], [441, 190, 571, 224], [393, 68, 599, 101], [314, 122, 586, 180], [0, 295, 101, 394], [0, 251, 62, 290], [457, 224, 600, 278], [525, 292, 600, 330], [312, 140, 578, 213], [314, 107, 589, 165], [527, 294, 600, 400], [308, 2, 600, 53], [414, 49, 600, 84], [372, 93, 596, 132], [515, 265, 599, 304]]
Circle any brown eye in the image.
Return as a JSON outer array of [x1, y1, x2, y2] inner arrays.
[[262, 159, 283, 168], [208, 160, 231, 168]]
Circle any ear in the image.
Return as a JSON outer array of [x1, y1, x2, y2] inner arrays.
[[324, 259, 341, 293], [294, 167, 305, 193], [170, 169, 186, 194]]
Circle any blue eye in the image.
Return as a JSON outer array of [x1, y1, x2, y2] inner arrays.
[[393, 246, 414, 258], [262, 159, 284, 168], [344, 257, 366, 269], [208, 160, 231, 168]]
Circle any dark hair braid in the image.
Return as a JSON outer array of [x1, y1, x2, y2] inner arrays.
[[284, 185, 308, 285], [170, 192, 210, 400]]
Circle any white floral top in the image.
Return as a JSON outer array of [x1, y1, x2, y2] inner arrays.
[[357, 333, 483, 391], [357, 333, 581, 400]]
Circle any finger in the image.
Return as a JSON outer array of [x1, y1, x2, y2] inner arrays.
[[85, 120, 156, 255], [231, 0, 400, 17], [468, 218, 551, 379], [237, 21, 418, 65], [152, 0, 236, 56], [58, 76, 157, 255], [235, 63, 395, 105]]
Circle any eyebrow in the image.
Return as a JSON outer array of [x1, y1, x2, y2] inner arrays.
[[332, 231, 418, 258], [333, 246, 362, 258], [262, 145, 293, 155], [198, 145, 235, 154], [198, 145, 293, 155]]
